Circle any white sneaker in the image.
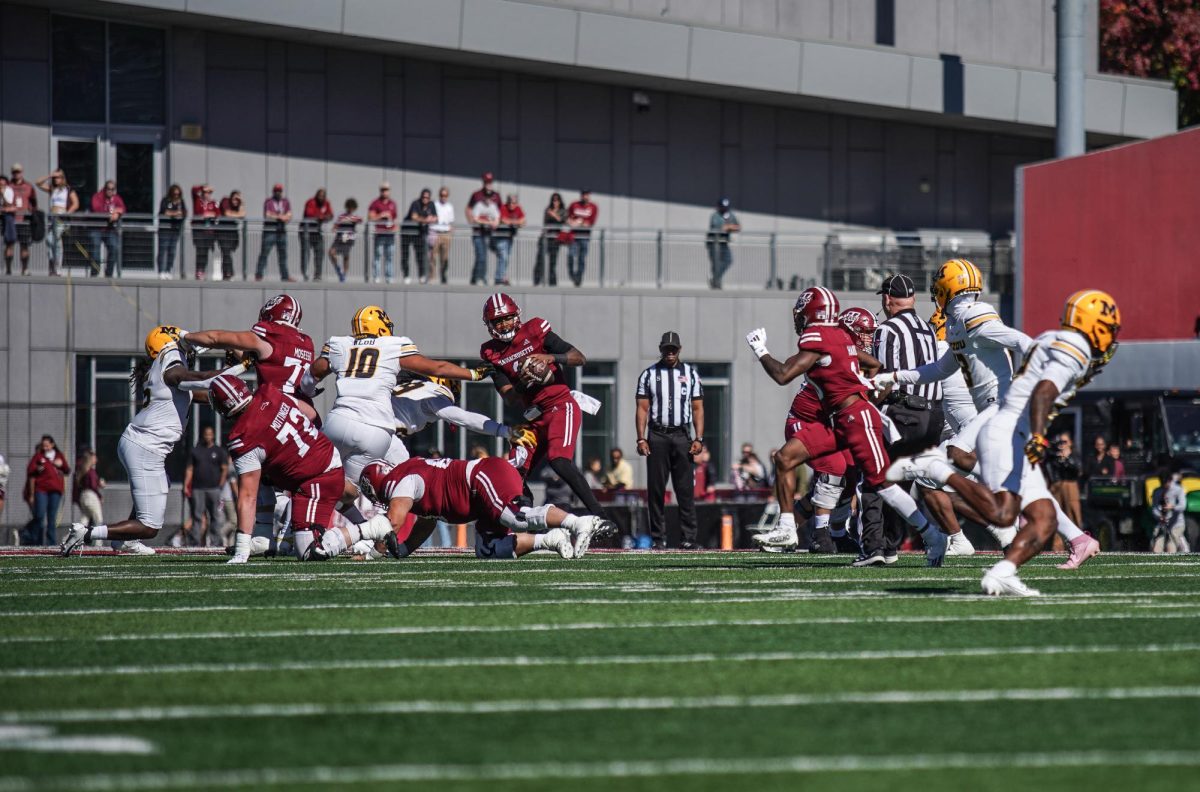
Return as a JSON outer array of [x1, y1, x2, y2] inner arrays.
[[887, 451, 954, 486], [570, 517, 616, 558], [541, 527, 574, 560], [946, 531, 975, 556], [885, 456, 923, 484], [753, 524, 798, 549], [59, 523, 89, 557], [250, 536, 272, 556], [921, 527, 947, 567], [981, 568, 1040, 596], [987, 525, 1018, 549], [122, 540, 157, 556], [227, 553, 249, 565]]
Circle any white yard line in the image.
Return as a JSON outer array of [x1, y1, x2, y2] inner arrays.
[[1, 686, 1196, 725], [1, 749, 1198, 791], [1, 611, 1196, 645], [4, 642, 1199, 679]]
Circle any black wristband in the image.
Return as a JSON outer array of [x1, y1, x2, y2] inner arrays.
[[552, 353, 570, 366]]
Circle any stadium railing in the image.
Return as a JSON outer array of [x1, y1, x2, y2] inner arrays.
[[4, 215, 1012, 293]]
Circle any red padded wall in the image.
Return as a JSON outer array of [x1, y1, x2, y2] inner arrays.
[[1020, 127, 1200, 340]]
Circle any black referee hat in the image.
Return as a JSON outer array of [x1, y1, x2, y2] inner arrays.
[[876, 273, 916, 298], [659, 331, 681, 349]]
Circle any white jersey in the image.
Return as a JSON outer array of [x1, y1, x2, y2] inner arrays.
[[936, 338, 977, 435], [898, 298, 1034, 410], [999, 329, 1093, 423], [123, 345, 193, 457], [322, 335, 419, 431], [392, 380, 507, 438]]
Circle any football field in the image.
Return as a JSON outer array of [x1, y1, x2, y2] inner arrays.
[[0, 550, 1198, 791]]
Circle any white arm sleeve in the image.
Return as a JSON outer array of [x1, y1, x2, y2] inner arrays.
[[974, 320, 1035, 354], [383, 474, 425, 502], [434, 401, 507, 437], [233, 447, 267, 475], [894, 351, 960, 386], [178, 363, 248, 392]]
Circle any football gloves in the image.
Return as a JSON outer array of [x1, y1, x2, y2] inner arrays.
[[469, 365, 493, 382], [508, 424, 538, 448], [871, 371, 897, 390], [225, 349, 256, 368], [1024, 433, 1052, 465], [745, 328, 769, 359]]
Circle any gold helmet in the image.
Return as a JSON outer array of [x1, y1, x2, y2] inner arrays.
[[427, 375, 461, 401], [145, 325, 183, 359], [928, 309, 947, 342], [351, 305, 394, 338], [930, 258, 983, 310], [1061, 289, 1121, 358]]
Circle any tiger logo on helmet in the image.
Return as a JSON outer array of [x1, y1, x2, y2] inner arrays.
[[352, 305, 394, 338], [145, 325, 184, 360], [930, 259, 983, 310], [1061, 289, 1121, 361]]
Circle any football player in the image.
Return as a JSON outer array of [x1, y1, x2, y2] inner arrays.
[[392, 373, 532, 447], [872, 260, 1099, 567], [60, 326, 233, 556], [208, 374, 391, 564], [747, 287, 948, 566], [351, 457, 615, 561], [479, 293, 608, 519], [887, 290, 1121, 595], [306, 305, 489, 483]]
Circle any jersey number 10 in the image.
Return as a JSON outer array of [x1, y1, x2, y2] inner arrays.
[[346, 347, 380, 378]]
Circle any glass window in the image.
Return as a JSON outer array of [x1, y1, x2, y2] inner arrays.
[[108, 23, 166, 124], [694, 363, 730, 480], [52, 16, 106, 124], [57, 141, 98, 207], [577, 362, 616, 470], [75, 356, 138, 483]]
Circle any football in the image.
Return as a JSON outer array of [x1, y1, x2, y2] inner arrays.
[[518, 355, 553, 388]]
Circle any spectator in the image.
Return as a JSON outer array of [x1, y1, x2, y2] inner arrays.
[[566, 188, 598, 287], [72, 447, 104, 534], [1083, 435, 1115, 480], [0, 452, 9, 544], [1107, 444, 1126, 478], [217, 190, 245, 280], [402, 187, 436, 284], [35, 170, 79, 277], [467, 172, 501, 285], [706, 197, 741, 289], [255, 183, 293, 281], [185, 425, 229, 547], [0, 176, 15, 266], [5, 164, 36, 276], [368, 182, 398, 283], [543, 467, 576, 507], [299, 188, 333, 282], [328, 198, 361, 283], [23, 435, 69, 546], [534, 192, 566, 287], [1045, 432, 1083, 529], [156, 184, 187, 279], [731, 443, 767, 490], [89, 180, 125, 277], [584, 457, 604, 489], [191, 184, 219, 280], [495, 193, 525, 286], [1152, 470, 1190, 553], [693, 445, 717, 503], [602, 447, 633, 491], [430, 186, 454, 284], [220, 478, 237, 548]]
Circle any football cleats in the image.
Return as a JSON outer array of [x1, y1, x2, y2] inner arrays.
[[1061, 289, 1121, 359], [358, 459, 395, 504], [145, 325, 183, 360], [209, 373, 253, 417], [838, 308, 876, 354], [792, 286, 840, 333], [930, 259, 983, 310], [483, 293, 521, 341], [259, 294, 303, 328], [929, 308, 947, 342], [351, 305, 394, 338]]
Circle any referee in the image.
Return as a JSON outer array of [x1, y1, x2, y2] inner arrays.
[[857, 274, 945, 565], [636, 332, 704, 549]]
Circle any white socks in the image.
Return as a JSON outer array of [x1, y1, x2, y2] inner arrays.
[[560, 513, 579, 530], [878, 485, 930, 531], [1052, 499, 1084, 542], [532, 532, 553, 550], [90, 524, 109, 539], [811, 513, 829, 531], [990, 559, 1018, 577], [777, 513, 797, 531]]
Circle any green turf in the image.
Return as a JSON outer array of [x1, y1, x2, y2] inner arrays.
[[0, 551, 1197, 791]]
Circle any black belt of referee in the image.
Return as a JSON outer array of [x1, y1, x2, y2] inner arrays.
[[649, 423, 689, 434], [885, 392, 936, 411]]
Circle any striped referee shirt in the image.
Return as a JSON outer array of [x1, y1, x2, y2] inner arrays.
[[636, 361, 702, 428], [874, 309, 942, 401]]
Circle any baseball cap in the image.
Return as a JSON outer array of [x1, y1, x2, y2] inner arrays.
[[659, 331, 681, 349], [272, 183, 284, 192], [10, 163, 23, 172], [379, 181, 391, 190], [876, 273, 916, 298], [482, 171, 494, 182], [718, 197, 730, 209]]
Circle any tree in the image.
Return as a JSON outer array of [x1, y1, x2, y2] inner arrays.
[[1100, 0, 1200, 128]]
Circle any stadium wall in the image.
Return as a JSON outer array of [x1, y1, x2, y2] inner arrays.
[[1017, 127, 1200, 341]]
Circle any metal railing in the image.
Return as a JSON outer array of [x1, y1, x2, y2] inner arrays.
[[4, 214, 1013, 293]]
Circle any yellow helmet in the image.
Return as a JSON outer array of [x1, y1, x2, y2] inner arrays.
[[145, 325, 183, 359], [351, 305, 394, 337], [1061, 289, 1121, 358], [428, 375, 461, 401], [928, 309, 947, 342], [930, 258, 983, 310]]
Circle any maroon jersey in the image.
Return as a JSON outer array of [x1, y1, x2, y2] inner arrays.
[[378, 457, 521, 530], [787, 379, 827, 423], [480, 317, 572, 410], [798, 324, 867, 412], [251, 321, 315, 401], [227, 385, 339, 492]]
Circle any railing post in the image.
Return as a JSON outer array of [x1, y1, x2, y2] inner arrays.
[[598, 229, 606, 288], [115, 225, 123, 278], [655, 230, 664, 289], [822, 234, 833, 288], [768, 232, 777, 289], [241, 220, 249, 281], [363, 225, 371, 283]]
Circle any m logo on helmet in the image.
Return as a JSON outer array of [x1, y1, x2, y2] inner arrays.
[[1100, 301, 1117, 318]]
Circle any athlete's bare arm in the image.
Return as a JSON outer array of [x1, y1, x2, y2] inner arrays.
[[187, 329, 273, 360], [530, 331, 585, 368], [386, 496, 414, 532], [398, 355, 483, 381], [758, 349, 821, 386], [857, 350, 882, 377], [309, 356, 332, 381]]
